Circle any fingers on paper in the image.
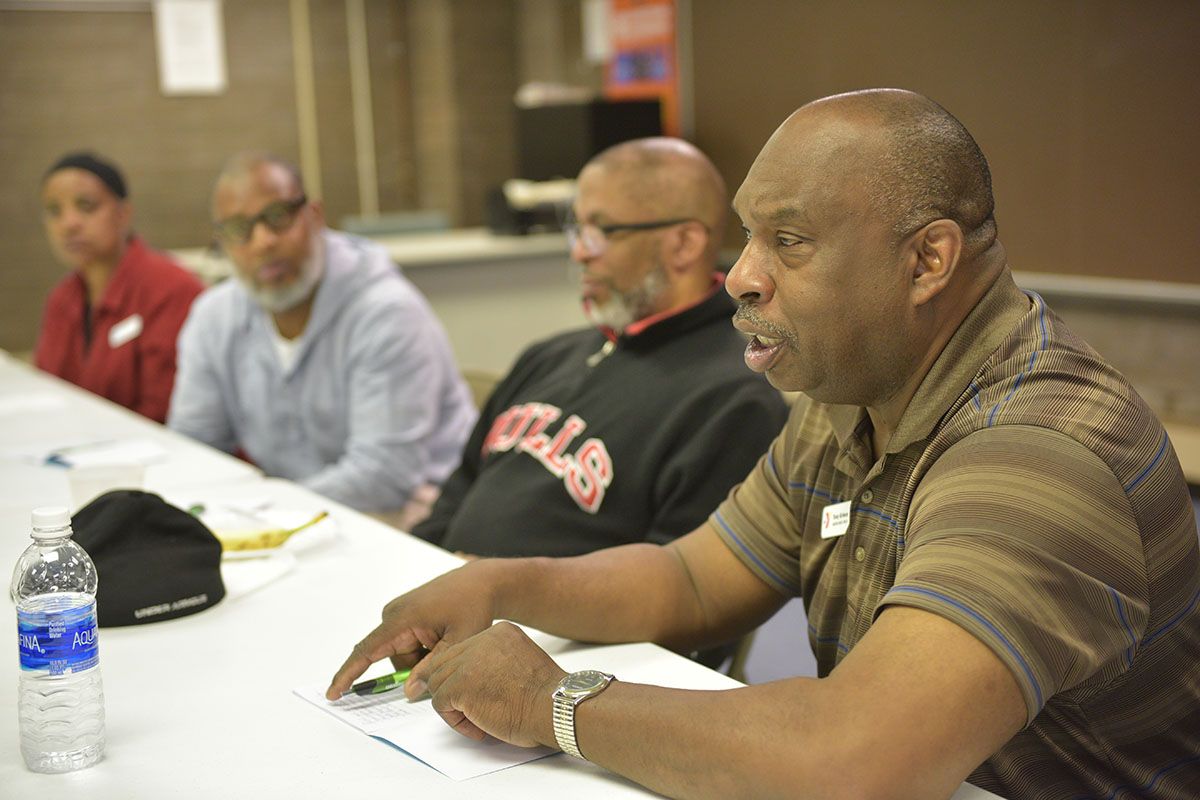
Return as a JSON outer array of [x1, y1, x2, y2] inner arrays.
[[324, 626, 427, 699], [404, 638, 453, 700]]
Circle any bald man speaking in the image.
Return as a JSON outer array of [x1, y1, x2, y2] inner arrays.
[[332, 95, 1198, 800], [412, 137, 786, 558]]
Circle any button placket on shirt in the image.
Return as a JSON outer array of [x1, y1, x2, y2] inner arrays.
[[840, 483, 870, 569], [848, 486, 874, 566]]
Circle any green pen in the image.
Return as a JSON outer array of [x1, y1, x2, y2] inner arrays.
[[348, 669, 412, 696]]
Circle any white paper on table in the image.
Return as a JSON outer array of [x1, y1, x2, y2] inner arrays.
[[3, 437, 168, 467], [293, 685, 554, 780], [62, 438, 169, 467], [0, 393, 68, 417], [221, 552, 297, 600], [294, 635, 743, 781]]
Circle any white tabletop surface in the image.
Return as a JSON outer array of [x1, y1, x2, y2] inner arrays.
[[0, 477, 1005, 800], [0, 352, 1003, 799], [0, 352, 260, 534]]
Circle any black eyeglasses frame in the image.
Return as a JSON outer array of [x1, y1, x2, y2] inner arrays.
[[213, 194, 309, 245]]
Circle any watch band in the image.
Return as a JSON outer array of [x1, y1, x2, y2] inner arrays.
[[552, 670, 615, 760], [552, 693, 585, 759]]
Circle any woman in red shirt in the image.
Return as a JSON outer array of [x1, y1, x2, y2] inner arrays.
[[35, 153, 204, 423]]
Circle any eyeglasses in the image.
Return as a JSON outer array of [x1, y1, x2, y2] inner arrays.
[[563, 217, 697, 256], [213, 195, 308, 245]]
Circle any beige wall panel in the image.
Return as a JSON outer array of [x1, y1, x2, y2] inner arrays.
[[407, 0, 519, 227], [450, 0, 519, 227], [0, 5, 298, 352], [369, 0, 418, 211], [309, 0, 357, 217], [690, 0, 1200, 285], [1044, 300, 1200, 424], [408, 0, 460, 219], [0, 3, 418, 353]]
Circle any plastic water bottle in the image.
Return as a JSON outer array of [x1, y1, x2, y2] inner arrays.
[[10, 507, 105, 773]]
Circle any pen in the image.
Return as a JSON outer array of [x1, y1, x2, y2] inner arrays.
[[347, 669, 411, 696]]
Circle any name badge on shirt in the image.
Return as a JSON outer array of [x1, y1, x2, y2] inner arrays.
[[821, 501, 852, 539], [108, 313, 144, 349]]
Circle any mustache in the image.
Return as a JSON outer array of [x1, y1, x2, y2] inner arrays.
[[733, 304, 794, 342]]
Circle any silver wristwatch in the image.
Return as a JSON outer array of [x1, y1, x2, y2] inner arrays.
[[551, 669, 615, 760]]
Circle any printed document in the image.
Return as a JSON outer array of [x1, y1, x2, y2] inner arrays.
[[295, 638, 745, 781], [293, 684, 553, 780]]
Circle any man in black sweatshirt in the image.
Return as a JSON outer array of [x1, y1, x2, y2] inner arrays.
[[412, 137, 786, 558]]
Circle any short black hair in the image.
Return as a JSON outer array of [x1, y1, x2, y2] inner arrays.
[[851, 91, 997, 253], [44, 152, 128, 199], [214, 151, 306, 198]]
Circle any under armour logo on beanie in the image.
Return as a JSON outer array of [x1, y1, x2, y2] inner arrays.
[[72, 490, 225, 627]]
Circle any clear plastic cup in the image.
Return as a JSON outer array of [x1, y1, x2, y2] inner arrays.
[[67, 463, 145, 511]]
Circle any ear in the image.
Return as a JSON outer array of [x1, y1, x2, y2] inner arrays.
[[307, 197, 327, 227], [661, 221, 709, 273], [116, 199, 134, 235], [907, 219, 962, 307]]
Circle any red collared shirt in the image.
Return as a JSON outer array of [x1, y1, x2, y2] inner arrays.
[[35, 236, 204, 423]]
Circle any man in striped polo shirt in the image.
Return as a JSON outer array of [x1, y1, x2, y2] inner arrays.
[[329, 89, 1198, 799]]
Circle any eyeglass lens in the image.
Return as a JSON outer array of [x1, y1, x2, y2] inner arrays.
[[565, 223, 606, 255], [216, 197, 305, 244]]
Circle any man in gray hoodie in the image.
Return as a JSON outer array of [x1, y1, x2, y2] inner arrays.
[[168, 152, 476, 520]]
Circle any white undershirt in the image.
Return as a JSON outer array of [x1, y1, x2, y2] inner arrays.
[[269, 324, 301, 372]]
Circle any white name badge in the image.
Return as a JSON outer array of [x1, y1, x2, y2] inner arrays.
[[820, 501, 852, 539], [108, 313, 144, 349]]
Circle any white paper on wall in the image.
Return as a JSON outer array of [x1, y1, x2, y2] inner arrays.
[[153, 0, 227, 95]]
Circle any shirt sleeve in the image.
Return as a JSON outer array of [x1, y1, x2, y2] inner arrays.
[[709, 400, 810, 597], [33, 279, 76, 378], [301, 298, 476, 512], [166, 293, 239, 453], [410, 377, 508, 545], [645, 381, 788, 547], [879, 425, 1149, 723], [133, 279, 202, 424]]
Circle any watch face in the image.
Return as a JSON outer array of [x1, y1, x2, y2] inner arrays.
[[562, 670, 611, 695]]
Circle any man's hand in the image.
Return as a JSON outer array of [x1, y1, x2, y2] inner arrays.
[[325, 562, 498, 700], [405, 621, 567, 748]]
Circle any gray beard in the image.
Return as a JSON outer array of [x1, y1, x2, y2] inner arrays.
[[237, 233, 325, 313], [584, 265, 667, 331]]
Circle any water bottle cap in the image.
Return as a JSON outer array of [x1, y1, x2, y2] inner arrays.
[[31, 506, 73, 538]]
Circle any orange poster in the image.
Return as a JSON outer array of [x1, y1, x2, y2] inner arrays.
[[604, 0, 680, 136]]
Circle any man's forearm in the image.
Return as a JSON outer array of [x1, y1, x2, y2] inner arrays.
[[521, 606, 1026, 800], [483, 524, 789, 654], [568, 680, 834, 800], [483, 544, 709, 650], [563, 679, 959, 800]]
